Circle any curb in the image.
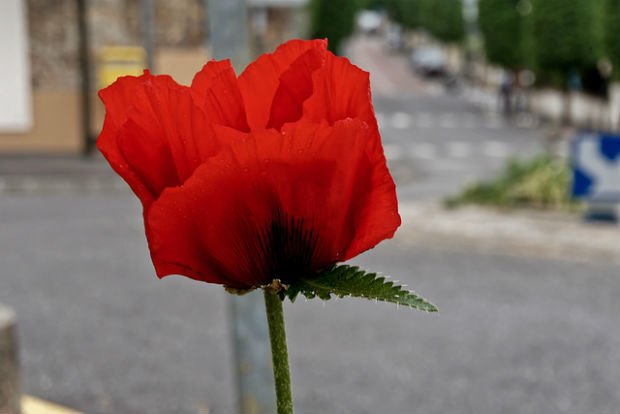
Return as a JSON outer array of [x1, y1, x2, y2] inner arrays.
[[0, 304, 19, 414], [0, 177, 127, 194], [22, 396, 82, 414], [397, 202, 620, 264]]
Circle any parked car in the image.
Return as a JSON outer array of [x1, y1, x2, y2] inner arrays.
[[356, 10, 382, 35], [410, 46, 445, 77]]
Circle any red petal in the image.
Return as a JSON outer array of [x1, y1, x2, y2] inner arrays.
[[238, 39, 327, 130], [115, 119, 178, 199], [146, 129, 284, 287], [267, 47, 325, 130], [145, 120, 399, 287], [98, 72, 182, 206], [302, 53, 375, 125], [301, 53, 385, 156], [191, 59, 249, 131], [277, 120, 400, 262], [289, 52, 401, 257], [98, 72, 228, 206]]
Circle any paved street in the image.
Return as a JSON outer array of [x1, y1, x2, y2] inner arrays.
[[1, 193, 619, 414], [347, 36, 543, 201], [1, 36, 619, 414]]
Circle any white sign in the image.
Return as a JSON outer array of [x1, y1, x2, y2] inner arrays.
[[0, 0, 32, 132], [572, 133, 620, 202]]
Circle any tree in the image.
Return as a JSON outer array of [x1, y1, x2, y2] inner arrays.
[[531, 0, 606, 87], [604, 0, 620, 79], [309, 0, 361, 54], [422, 0, 465, 43], [478, 0, 529, 69], [380, 0, 464, 42], [398, 0, 420, 29]]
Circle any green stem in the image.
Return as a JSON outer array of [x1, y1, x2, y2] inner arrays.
[[264, 289, 294, 414]]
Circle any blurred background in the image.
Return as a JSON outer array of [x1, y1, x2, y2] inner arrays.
[[0, 0, 619, 413]]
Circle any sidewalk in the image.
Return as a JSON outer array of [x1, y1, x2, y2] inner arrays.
[[398, 201, 620, 264], [0, 154, 125, 193]]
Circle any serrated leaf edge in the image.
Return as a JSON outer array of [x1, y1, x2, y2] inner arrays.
[[282, 265, 438, 312]]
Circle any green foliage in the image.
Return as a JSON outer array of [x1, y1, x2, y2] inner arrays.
[[478, 0, 530, 69], [309, 0, 362, 54], [604, 0, 620, 79], [392, 0, 424, 29], [380, 0, 464, 42], [531, 0, 607, 85], [281, 264, 438, 312], [476, 0, 614, 92], [445, 155, 581, 210], [424, 0, 465, 43]]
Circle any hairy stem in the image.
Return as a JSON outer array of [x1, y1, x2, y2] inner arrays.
[[264, 289, 294, 414]]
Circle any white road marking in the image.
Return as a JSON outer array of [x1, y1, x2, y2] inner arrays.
[[447, 141, 471, 158], [380, 112, 500, 129], [375, 112, 386, 129], [391, 112, 412, 129], [408, 142, 437, 160], [383, 143, 403, 160], [483, 141, 510, 158]]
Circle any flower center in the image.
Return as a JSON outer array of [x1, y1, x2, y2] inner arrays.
[[254, 210, 319, 285]]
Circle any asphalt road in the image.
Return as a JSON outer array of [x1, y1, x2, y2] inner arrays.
[[1, 37, 619, 414], [346, 36, 544, 202], [1, 193, 619, 414]]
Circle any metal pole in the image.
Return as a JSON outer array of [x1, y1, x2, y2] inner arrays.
[[141, 0, 155, 71], [228, 292, 277, 414], [462, 0, 480, 81], [207, 0, 250, 63], [77, 0, 93, 155], [207, 1, 276, 413]]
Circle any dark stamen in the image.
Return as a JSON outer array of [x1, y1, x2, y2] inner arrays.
[[253, 210, 319, 285]]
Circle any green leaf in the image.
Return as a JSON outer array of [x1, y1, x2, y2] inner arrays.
[[280, 265, 437, 312]]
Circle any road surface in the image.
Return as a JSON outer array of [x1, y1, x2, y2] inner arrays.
[[0, 36, 618, 414]]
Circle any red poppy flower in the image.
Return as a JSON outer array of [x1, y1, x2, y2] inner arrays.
[[97, 39, 400, 289]]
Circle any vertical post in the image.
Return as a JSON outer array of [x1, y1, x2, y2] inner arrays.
[[228, 292, 277, 414], [249, 6, 268, 60], [140, 0, 155, 71], [0, 304, 20, 414], [76, 0, 93, 155], [207, 1, 276, 413], [461, 0, 480, 81], [207, 0, 250, 63]]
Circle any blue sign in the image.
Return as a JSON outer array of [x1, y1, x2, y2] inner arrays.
[[571, 132, 620, 202]]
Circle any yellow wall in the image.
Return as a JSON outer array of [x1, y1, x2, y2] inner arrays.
[[0, 47, 210, 155], [155, 47, 210, 86], [0, 90, 83, 154]]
